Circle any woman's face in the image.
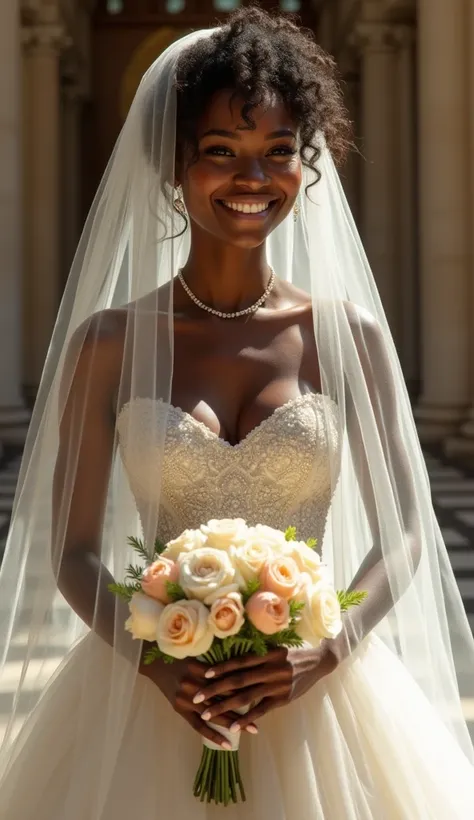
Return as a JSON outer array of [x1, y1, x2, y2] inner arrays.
[[179, 89, 302, 249]]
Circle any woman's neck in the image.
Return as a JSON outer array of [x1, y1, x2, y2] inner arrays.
[[180, 236, 272, 313]]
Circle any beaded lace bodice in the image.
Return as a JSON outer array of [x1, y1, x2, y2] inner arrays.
[[117, 394, 341, 545]]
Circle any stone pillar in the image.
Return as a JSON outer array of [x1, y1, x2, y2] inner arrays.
[[446, 0, 474, 459], [0, 0, 29, 443], [394, 25, 418, 392], [60, 81, 82, 283], [23, 21, 67, 397], [415, 0, 470, 443], [355, 23, 401, 347]]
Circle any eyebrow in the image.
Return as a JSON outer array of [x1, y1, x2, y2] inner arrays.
[[199, 128, 297, 141]]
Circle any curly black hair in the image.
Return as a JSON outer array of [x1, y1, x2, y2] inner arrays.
[[174, 6, 352, 183]]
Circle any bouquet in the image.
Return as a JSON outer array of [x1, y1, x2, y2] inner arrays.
[[110, 519, 366, 806]]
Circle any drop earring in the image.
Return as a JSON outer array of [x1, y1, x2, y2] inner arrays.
[[293, 200, 300, 222], [174, 185, 186, 215]]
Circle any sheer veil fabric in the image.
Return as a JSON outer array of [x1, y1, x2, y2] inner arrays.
[[0, 25, 473, 816]]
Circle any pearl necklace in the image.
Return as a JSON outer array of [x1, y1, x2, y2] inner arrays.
[[178, 268, 276, 319]]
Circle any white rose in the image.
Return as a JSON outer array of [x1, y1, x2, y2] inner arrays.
[[283, 541, 328, 585], [179, 547, 235, 601], [200, 519, 248, 552], [162, 528, 207, 561], [249, 525, 287, 552], [230, 540, 274, 586], [124, 592, 164, 642], [157, 599, 214, 660], [207, 591, 245, 639], [299, 583, 343, 646]]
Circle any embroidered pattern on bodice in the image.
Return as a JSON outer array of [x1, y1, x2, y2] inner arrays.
[[117, 394, 341, 545]]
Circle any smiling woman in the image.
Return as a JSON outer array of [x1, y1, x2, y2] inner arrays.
[[178, 91, 302, 251], [1, 5, 474, 820]]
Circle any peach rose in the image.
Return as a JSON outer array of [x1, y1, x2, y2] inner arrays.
[[259, 555, 303, 600], [246, 591, 290, 635], [157, 599, 214, 660], [207, 590, 245, 639], [141, 557, 179, 604]]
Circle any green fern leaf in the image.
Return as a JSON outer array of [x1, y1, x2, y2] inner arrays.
[[154, 537, 167, 556], [124, 563, 144, 582], [143, 645, 175, 665], [107, 581, 139, 601], [289, 600, 305, 622], [242, 578, 261, 605], [337, 589, 368, 612], [166, 582, 187, 602]]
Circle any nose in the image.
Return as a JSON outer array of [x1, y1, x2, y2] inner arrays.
[[234, 157, 270, 189]]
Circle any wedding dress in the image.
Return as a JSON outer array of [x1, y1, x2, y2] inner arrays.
[[1, 392, 473, 820]]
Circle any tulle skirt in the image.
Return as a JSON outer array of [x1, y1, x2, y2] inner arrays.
[[0, 632, 473, 819]]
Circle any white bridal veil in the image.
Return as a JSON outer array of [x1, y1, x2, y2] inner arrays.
[[0, 24, 473, 813]]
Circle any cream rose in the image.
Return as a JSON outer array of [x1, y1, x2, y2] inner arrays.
[[283, 541, 327, 585], [299, 583, 343, 646], [231, 540, 273, 586], [124, 592, 164, 642], [157, 599, 214, 659], [141, 557, 179, 604], [179, 547, 235, 601], [248, 524, 287, 552], [200, 519, 248, 552], [246, 591, 290, 635], [162, 528, 207, 561], [260, 554, 303, 600], [207, 591, 245, 639]]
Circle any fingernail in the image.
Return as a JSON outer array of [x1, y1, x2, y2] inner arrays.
[[246, 725, 258, 735], [205, 669, 215, 679], [201, 710, 212, 721], [222, 741, 232, 751], [230, 722, 240, 733], [193, 693, 205, 704]]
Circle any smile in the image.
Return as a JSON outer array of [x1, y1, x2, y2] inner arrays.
[[216, 199, 278, 218]]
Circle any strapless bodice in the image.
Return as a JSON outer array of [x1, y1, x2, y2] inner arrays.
[[116, 394, 341, 545]]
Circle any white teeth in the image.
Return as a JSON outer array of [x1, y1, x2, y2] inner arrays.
[[221, 201, 270, 214]]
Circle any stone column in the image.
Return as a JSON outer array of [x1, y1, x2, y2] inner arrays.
[[446, 0, 474, 459], [60, 80, 82, 283], [0, 0, 30, 444], [415, 0, 470, 443], [355, 23, 401, 347], [394, 25, 418, 393], [23, 22, 67, 397]]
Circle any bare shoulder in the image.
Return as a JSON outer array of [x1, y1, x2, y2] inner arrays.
[[61, 308, 128, 407], [342, 301, 379, 334]]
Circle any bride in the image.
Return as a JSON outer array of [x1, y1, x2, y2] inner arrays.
[[0, 7, 473, 818]]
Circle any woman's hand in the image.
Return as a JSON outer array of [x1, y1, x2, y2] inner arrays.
[[191, 644, 339, 732], [142, 656, 257, 747]]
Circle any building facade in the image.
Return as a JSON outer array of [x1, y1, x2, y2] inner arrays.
[[1, 0, 474, 460]]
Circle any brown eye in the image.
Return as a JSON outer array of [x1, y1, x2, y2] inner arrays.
[[267, 146, 298, 158], [204, 146, 235, 157]]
